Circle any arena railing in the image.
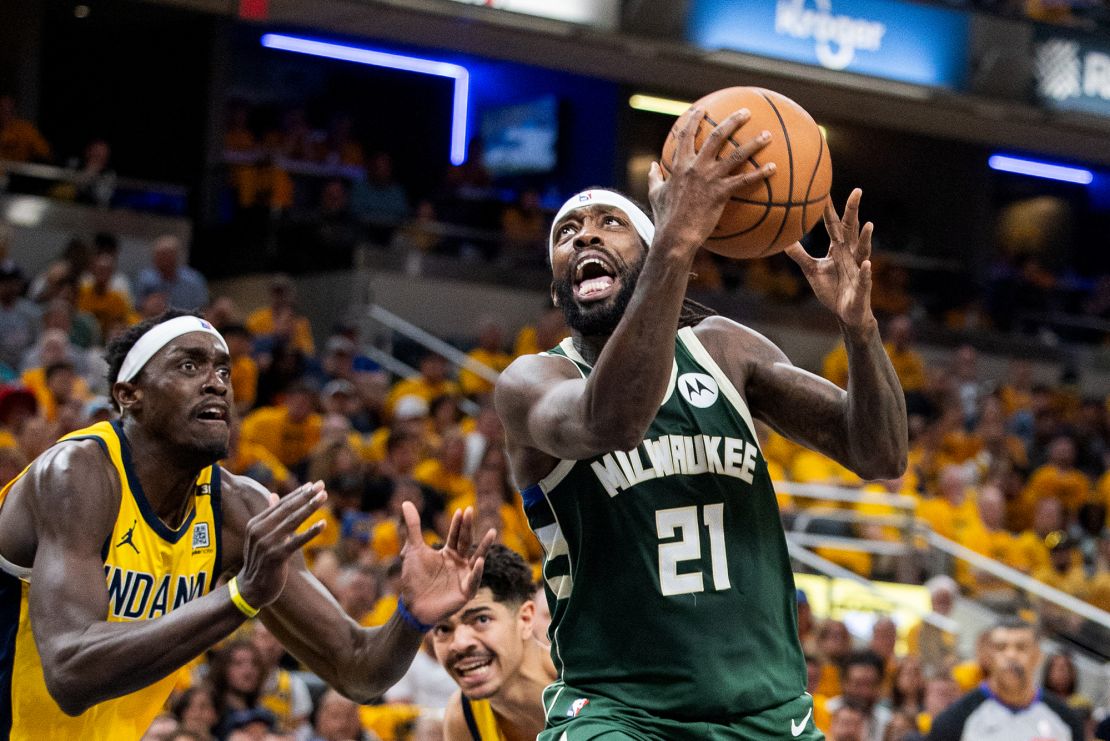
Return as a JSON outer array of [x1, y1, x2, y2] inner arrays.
[[0, 158, 188, 208]]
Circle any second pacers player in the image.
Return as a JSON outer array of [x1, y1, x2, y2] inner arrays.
[[495, 110, 907, 737]]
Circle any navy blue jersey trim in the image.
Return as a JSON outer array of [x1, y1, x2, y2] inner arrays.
[[460, 696, 482, 741], [0, 569, 21, 740], [520, 484, 544, 510], [110, 421, 196, 543], [211, 466, 223, 585]]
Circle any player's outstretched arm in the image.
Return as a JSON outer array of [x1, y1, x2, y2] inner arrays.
[[700, 190, 906, 480], [24, 444, 326, 716], [238, 474, 494, 702], [496, 109, 775, 464]]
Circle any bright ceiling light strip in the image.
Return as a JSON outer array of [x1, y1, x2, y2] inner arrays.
[[629, 94, 691, 116], [261, 33, 470, 165], [630, 93, 828, 138], [988, 154, 1093, 185]]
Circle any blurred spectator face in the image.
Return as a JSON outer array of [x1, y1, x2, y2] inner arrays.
[[805, 655, 823, 694], [354, 371, 389, 411], [474, 406, 503, 441], [1049, 540, 1075, 572], [84, 139, 110, 170], [387, 436, 422, 475], [369, 152, 394, 183], [224, 329, 252, 359], [389, 479, 425, 519], [1033, 497, 1063, 536], [440, 434, 466, 472], [152, 237, 180, 277], [250, 623, 284, 671], [870, 618, 896, 660], [313, 690, 362, 741], [477, 321, 504, 352], [881, 710, 917, 741], [206, 296, 239, 328], [829, 704, 868, 741], [987, 625, 1040, 697], [817, 619, 851, 660], [954, 345, 977, 380], [91, 252, 115, 287], [46, 364, 76, 403], [894, 655, 923, 702], [322, 383, 358, 418], [886, 315, 913, 350], [39, 329, 70, 366], [139, 291, 168, 320], [432, 396, 461, 433], [320, 179, 348, 214], [42, 299, 73, 334], [226, 645, 262, 695], [923, 676, 960, 716], [1047, 436, 1076, 468], [1044, 653, 1075, 697], [978, 485, 1006, 530], [843, 662, 882, 709], [938, 466, 967, 505], [419, 354, 448, 384], [178, 686, 218, 734], [283, 389, 315, 423], [140, 713, 179, 741], [341, 567, 380, 621]]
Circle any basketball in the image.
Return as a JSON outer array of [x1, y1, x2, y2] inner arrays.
[[660, 86, 832, 260]]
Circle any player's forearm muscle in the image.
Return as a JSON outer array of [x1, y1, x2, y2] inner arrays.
[[840, 321, 907, 479]]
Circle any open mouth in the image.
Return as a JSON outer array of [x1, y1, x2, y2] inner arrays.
[[572, 254, 618, 303], [195, 405, 229, 424], [452, 655, 495, 683]]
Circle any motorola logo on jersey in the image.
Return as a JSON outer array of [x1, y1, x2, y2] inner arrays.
[[678, 372, 719, 408]]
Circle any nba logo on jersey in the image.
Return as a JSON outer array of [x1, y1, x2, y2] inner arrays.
[[192, 522, 210, 549], [678, 372, 719, 408], [567, 698, 590, 717]]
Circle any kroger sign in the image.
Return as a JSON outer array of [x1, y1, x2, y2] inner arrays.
[[687, 0, 969, 89]]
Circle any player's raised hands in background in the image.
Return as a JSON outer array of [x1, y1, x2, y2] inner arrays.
[[784, 188, 876, 337], [399, 502, 496, 628]]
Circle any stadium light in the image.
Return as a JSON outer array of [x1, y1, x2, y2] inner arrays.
[[988, 154, 1093, 185], [629, 93, 828, 138], [260, 33, 470, 165]]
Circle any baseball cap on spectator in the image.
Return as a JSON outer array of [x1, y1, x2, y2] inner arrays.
[[323, 379, 356, 399], [325, 335, 356, 356], [796, 588, 809, 606], [223, 707, 276, 732], [0, 261, 24, 282], [393, 394, 429, 421]]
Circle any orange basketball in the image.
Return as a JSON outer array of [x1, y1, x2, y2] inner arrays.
[[660, 86, 832, 259]]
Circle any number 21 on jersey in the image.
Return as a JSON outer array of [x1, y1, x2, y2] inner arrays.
[[655, 503, 730, 596]]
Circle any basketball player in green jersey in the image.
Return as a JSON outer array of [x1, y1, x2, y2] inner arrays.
[[495, 109, 908, 739], [0, 311, 494, 740]]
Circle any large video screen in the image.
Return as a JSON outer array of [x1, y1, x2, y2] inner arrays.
[[481, 96, 559, 177]]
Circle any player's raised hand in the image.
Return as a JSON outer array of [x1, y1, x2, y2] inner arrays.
[[783, 188, 877, 336], [648, 107, 775, 251], [398, 502, 496, 627], [235, 481, 328, 609]]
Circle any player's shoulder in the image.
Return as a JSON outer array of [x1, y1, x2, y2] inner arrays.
[[217, 467, 274, 522], [442, 690, 471, 741], [495, 352, 580, 400], [692, 315, 788, 365], [23, 438, 118, 503]]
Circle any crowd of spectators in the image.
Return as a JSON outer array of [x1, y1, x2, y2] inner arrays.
[[3, 217, 1110, 738]]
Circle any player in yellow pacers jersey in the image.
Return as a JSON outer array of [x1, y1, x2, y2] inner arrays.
[[0, 310, 495, 741], [432, 545, 555, 741]]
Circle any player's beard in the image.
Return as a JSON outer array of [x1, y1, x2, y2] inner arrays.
[[553, 255, 644, 337]]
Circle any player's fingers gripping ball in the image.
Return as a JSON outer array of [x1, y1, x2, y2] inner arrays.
[[660, 86, 832, 260]]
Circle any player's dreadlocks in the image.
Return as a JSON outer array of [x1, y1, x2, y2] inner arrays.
[[678, 296, 718, 328]]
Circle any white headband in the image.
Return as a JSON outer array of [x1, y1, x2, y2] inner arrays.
[[116, 315, 229, 383], [549, 189, 655, 263]]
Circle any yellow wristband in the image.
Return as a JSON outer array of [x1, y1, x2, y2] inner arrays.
[[228, 577, 260, 618]]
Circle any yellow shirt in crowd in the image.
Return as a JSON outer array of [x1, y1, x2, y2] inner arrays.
[[240, 406, 322, 468]]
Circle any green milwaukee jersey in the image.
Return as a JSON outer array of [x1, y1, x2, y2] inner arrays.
[[521, 327, 806, 719]]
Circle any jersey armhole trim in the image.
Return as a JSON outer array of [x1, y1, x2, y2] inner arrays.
[[677, 327, 761, 450]]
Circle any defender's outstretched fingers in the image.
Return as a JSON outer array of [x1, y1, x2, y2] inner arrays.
[[282, 520, 326, 556], [783, 241, 815, 273], [462, 556, 486, 597], [271, 487, 328, 540], [471, 527, 496, 564], [454, 507, 476, 556], [401, 500, 425, 546], [251, 481, 324, 531]]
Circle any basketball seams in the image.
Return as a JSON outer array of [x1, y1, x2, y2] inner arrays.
[[796, 118, 827, 257], [760, 92, 794, 256]]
